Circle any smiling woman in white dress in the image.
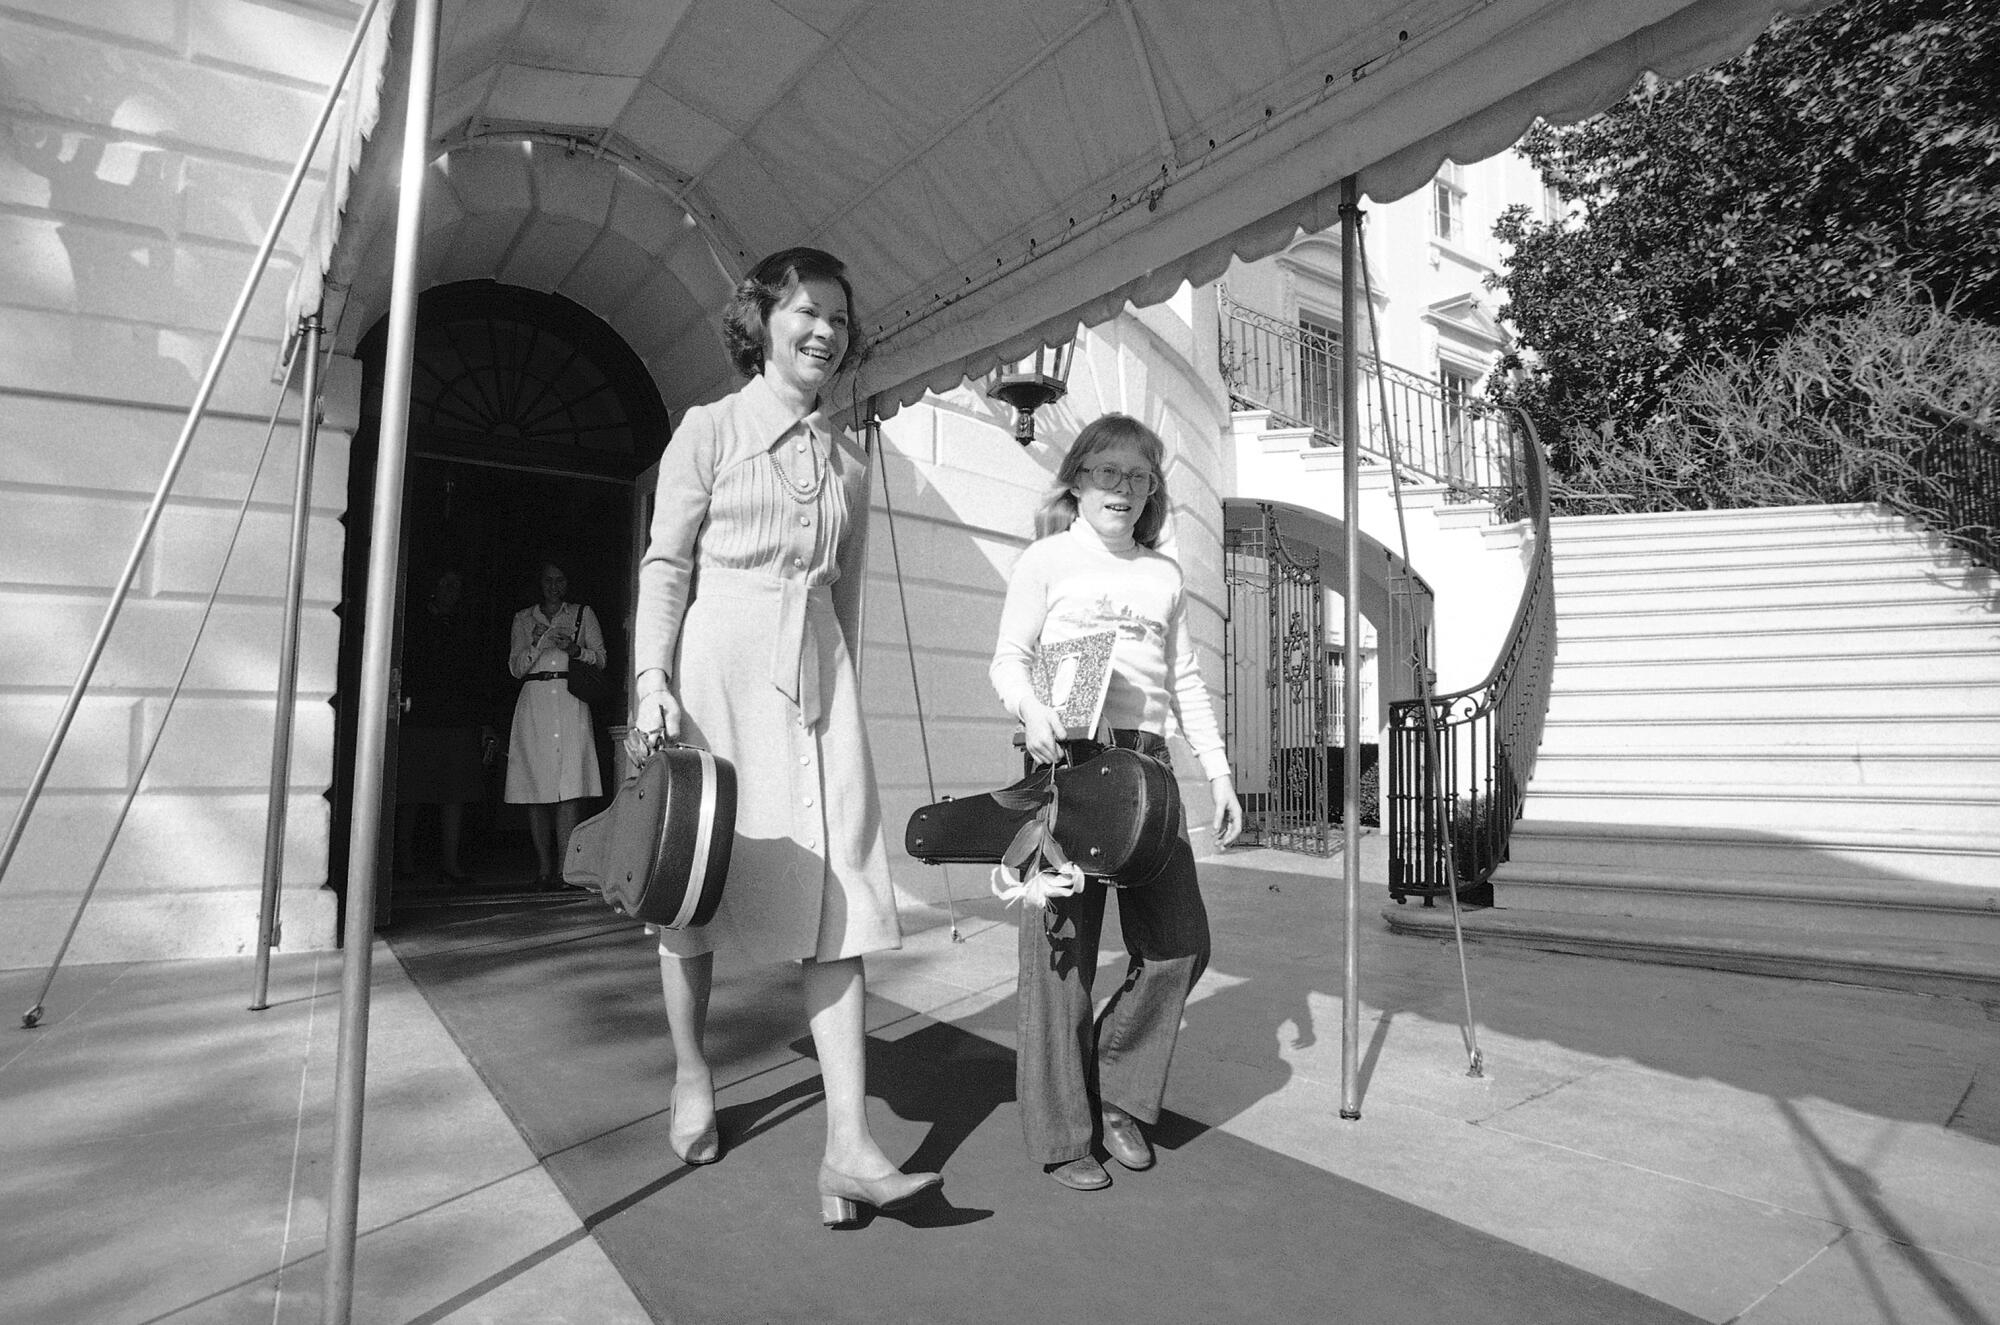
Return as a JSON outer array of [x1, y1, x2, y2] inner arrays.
[[626, 247, 941, 1227], [504, 561, 605, 886]]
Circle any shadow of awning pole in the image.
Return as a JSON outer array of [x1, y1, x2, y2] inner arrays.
[[1339, 176, 1364, 1121], [1356, 220, 1486, 1080], [320, 0, 440, 1318], [0, 0, 387, 972], [253, 311, 324, 1012]]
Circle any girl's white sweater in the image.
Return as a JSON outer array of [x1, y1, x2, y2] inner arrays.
[[990, 519, 1231, 782]]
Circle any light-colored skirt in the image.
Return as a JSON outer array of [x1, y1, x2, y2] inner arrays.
[[658, 570, 901, 965], [504, 678, 603, 804]]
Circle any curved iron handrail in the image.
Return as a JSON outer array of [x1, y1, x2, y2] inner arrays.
[[1386, 410, 1557, 902]]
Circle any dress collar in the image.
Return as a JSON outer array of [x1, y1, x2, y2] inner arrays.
[[738, 371, 833, 451]]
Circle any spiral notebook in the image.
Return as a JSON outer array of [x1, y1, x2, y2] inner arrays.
[[1031, 628, 1117, 736]]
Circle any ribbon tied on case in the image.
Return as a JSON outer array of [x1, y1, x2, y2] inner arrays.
[[987, 772, 1084, 910]]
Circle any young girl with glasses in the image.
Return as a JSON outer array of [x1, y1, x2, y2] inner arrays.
[[989, 412, 1244, 1192]]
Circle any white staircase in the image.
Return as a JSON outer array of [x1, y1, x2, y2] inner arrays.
[[1428, 503, 2000, 996]]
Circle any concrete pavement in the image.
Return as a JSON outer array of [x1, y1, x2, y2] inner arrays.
[[4, 837, 1997, 1323]]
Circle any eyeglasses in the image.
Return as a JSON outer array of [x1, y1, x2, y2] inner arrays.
[[1081, 464, 1158, 495]]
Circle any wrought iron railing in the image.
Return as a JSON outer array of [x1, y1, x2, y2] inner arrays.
[[1223, 507, 1338, 854], [1219, 290, 1518, 507], [1385, 411, 1556, 903], [1922, 413, 2000, 570]]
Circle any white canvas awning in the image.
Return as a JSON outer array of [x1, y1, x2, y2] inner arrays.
[[294, 0, 1830, 417]]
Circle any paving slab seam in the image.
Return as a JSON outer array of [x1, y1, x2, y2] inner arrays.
[[1473, 1062, 1612, 1117], [1842, 1225, 2000, 1273], [875, 972, 1026, 1023], [0, 963, 129, 1073], [1718, 1227, 1845, 1325], [397, 910, 634, 961], [1943, 1074, 1982, 1132], [120, 1158, 574, 1323], [271, 950, 334, 1320], [1462, 1114, 1968, 1249]]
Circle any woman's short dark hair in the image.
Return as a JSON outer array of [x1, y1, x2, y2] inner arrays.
[[721, 247, 866, 379]]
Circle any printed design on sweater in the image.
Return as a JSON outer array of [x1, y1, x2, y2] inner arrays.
[[1050, 595, 1166, 647]]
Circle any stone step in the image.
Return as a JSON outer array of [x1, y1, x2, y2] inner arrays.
[[1537, 712, 2000, 750], [1519, 781, 2000, 835], [1554, 522, 1938, 554], [1552, 619, 2000, 662], [1481, 863, 2000, 939], [1553, 569, 1975, 613], [1554, 593, 1992, 635], [1531, 745, 2000, 789], [1382, 901, 2000, 999], [1554, 552, 1966, 592], [1502, 819, 2000, 887], [1547, 648, 2000, 691], [1551, 519, 1950, 561], [1545, 679, 1999, 722], [1550, 503, 1924, 541]]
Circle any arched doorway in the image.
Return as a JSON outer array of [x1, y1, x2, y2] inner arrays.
[[329, 281, 669, 923]]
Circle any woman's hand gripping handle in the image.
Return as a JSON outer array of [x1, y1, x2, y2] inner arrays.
[[626, 668, 684, 766]]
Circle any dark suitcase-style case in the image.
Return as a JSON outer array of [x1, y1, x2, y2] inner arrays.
[[904, 743, 1183, 887], [565, 743, 735, 928]]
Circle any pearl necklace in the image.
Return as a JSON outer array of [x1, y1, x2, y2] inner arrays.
[[769, 437, 825, 504]]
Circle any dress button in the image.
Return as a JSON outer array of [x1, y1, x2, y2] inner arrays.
[[799, 755, 810, 766], [794, 556, 806, 568], [803, 796, 814, 807], [796, 441, 806, 452], [798, 515, 810, 527]]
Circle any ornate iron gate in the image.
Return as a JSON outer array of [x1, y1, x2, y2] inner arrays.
[[1224, 505, 1336, 853]]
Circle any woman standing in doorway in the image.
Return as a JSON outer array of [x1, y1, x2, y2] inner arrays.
[[505, 561, 604, 887], [625, 247, 939, 1227]]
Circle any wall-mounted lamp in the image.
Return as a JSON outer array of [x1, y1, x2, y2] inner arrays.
[[985, 339, 1074, 445]]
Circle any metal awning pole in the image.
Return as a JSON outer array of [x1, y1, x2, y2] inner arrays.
[[320, 0, 439, 1317], [1338, 177, 1364, 1122], [251, 312, 324, 1012], [0, 0, 384, 904]]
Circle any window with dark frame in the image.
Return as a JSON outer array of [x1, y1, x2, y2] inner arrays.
[[1439, 361, 1479, 482], [1298, 312, 1342, 439], [1433, 160, 1466, 244]]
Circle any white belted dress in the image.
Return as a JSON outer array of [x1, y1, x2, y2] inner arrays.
[[633, 373, 901, 965]]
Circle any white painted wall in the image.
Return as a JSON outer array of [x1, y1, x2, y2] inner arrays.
[[0, 0, 362, 964]]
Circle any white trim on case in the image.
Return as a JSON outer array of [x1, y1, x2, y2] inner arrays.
[[672, 748, 719, 929]]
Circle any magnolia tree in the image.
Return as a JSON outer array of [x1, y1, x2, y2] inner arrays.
[[1489, 0, 2000, 484]]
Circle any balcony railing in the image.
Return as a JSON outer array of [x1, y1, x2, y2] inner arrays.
[[1219, 290, 1518, 508], [1384, 411, 1557, 902]]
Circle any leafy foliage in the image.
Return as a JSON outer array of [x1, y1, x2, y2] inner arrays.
[[1551, 285, 2000, 565], [1489, 0, 2000, 464]]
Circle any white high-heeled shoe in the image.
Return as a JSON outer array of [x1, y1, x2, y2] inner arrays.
[[816, 1163, 942, 1227]]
